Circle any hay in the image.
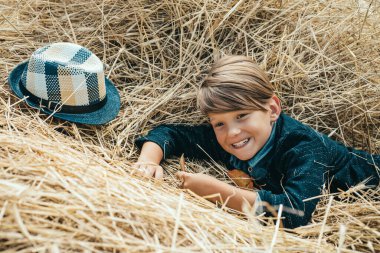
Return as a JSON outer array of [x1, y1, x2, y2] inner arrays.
[[0, 0, 379, 252]]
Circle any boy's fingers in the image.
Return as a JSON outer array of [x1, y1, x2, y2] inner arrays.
[[175, 171, 190, 188], [144, 166, 155, 177], [132, 164, 145, 175], [175, 171, 185, 179], [154, 167, 164, 180]]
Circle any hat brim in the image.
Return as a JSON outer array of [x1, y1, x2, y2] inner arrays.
[[8, 61, 121, 125]]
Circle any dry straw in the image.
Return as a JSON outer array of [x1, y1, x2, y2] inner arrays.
[[0, 0, 379, 252]]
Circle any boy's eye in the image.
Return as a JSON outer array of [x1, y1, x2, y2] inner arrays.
[[236, 114, 247, 120], [214, 122, 224, 128]]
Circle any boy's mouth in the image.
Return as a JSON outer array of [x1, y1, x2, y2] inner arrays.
[[231, 138, 250, 149]]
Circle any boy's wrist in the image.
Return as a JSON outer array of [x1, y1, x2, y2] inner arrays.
[[138, 142, 164, 165]]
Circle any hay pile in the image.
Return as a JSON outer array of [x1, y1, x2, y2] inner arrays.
[[0, 0, 379, 252]]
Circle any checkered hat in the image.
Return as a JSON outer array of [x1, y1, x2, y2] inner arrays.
[[8, 42, 120, 125]]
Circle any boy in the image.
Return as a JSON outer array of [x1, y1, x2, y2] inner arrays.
[[135, 56, 379, 228]]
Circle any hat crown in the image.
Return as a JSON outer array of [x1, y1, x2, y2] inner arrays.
[[21, 42, 106, 107]]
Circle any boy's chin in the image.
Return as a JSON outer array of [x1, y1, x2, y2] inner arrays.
[[223, 146, 256, 161], [233, 152, 255, 161], [237, 157, 253, 161]]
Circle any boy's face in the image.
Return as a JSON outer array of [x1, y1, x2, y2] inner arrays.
[[208, 96, 281, 161]]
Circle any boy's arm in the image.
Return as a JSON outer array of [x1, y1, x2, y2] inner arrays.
[[134, 124, 228, 179], [135, 124, 229, 162], [137, 141, 163, 165], [176, 172, 257, 212], [134, 142, 164, 178]]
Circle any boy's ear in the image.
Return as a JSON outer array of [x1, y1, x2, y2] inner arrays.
[[269, 95, 281, 122]]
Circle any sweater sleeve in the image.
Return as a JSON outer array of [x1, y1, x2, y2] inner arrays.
[[135, 124, 229, 162], [257, 134, 329, 228]]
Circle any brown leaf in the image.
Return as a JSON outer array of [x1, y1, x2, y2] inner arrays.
[[227, 169, 254, 189]]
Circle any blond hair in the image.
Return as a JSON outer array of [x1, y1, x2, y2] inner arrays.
[[197, 55, 274, 115]]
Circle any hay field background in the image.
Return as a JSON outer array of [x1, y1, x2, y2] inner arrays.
[[0, 0, 379, 252]]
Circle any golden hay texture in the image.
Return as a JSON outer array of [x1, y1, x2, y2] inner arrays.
[[0, 0, 379, 252]]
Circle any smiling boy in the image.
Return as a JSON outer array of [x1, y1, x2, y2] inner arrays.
[[135, 55, 379, 228]]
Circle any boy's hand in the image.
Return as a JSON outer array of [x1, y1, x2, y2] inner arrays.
[[175, 172, 257, 212], [133, 162, 164, 179], [175, 172, 227, 196], [134, 142, 164, 179]]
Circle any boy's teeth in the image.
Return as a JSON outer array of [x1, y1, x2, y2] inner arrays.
[[232, 138, 249, 148]]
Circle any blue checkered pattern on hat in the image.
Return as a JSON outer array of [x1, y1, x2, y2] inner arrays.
[[21, 42, 106, 107], [8, 42, 121, 125], [70, 48, 92, 64]]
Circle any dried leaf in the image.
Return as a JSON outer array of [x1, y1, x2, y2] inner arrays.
[[227, 169, 254, 189]]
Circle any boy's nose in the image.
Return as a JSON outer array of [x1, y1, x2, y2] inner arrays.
[[227, 126, 241, 137]]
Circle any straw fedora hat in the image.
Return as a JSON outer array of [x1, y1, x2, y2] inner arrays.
[[8, 42, 120, 125]]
